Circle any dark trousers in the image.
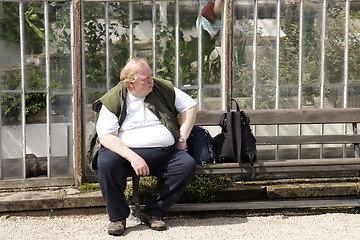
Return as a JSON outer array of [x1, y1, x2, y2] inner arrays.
[[97, 146, 196, 222]]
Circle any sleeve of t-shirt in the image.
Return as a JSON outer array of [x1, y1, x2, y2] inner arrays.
[[174, 87, 198, 113], [96, 105, 120, 137]]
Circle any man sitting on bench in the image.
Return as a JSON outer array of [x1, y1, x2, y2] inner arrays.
[[94, 58, 198, 236]]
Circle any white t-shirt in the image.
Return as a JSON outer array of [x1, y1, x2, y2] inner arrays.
[[96, 87, 197, 148]]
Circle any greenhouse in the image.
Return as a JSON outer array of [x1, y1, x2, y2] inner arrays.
[[0, 0, 359, 188]]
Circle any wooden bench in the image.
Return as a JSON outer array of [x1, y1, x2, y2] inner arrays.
[[131, 108, 360, 218], [195, 108, 360, 178]]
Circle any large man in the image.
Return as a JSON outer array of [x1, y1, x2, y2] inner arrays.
[[94, 58, 198, 236]]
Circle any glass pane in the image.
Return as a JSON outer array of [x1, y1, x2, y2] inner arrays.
[[50, 2, 72, 90], [50, 94, 73, 177], [1, 93, 24, 179], [133, 1, 151, 59], [279, 1, 300, 109], [199, 0, 221, 110], [0, 2, 22, 91], [348, 2, 360, 108], [279, 85, 299, 109], [234, 0, 255, 109], [300, 145, 320, 159], [325, 2, 345, 86], [278, 145, 298, 160], [84, 2, 107, 89], [323, 2, 346, 108], [1, 92, 22, 125], [0, 1, 23, 178], [202, 88, 221, 110], [0, 70, 22, 91], [23, 2, 46, 91], [302, 84, 320, 107], [256, 0, 277, 109], [302, 0, 322, 107], [155, 1, 176, 82], [25, 120, 47, 177], [25, 91, 46, 124], [25, 92, 46, 178], [179, 0, 199, 88], [109, 1, 130, 88], [348, 83, 360, 108], [324, 85, 344, 108]]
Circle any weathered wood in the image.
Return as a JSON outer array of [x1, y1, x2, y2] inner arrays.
[[168, 199, 360, 212], [196, 159, 360, 175], [199, 158, 360, 168], [194, 108, 360, 176], [256, 135, 360, 145], [196, 108, 360, 125], [131, 108, 360, 214]]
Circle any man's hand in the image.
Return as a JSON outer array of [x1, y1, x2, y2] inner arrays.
[[99, 132, 150, 176], [176, 141, 188, 151], [130, 157, 150, 176]]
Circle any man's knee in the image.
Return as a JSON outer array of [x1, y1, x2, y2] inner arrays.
[[97, 148, 129, 174], [180, 153, 197, 176]]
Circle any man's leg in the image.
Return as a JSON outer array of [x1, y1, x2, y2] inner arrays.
[[144, 146, 197, 218], [97, 147, 135, 222]]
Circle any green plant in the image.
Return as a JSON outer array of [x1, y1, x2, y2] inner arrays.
[[78, 183, 100, 192], [83, 2, 133, 89], [1, 68, 46, 125], [125, 175, 231, 204], [181, 175, 231, 203], [155, 16, 221, 89], [0, 2, 45, 54]]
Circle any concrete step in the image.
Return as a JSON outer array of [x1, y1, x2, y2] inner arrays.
[[1, 179, 359, 213], [213, 180, 360, 201]]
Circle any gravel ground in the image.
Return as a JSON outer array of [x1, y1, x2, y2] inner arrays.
[[1, 212, 360, 240]]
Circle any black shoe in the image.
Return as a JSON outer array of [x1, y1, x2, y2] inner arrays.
[[142, 214, 167, 231], [107, 220, 126, 236]]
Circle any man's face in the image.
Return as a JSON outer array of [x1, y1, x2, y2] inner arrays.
[[130, 63, 154, 97]]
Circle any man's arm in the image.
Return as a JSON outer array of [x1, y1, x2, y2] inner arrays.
[[176, 104, 198, 150], [99, 132, 150, 176]]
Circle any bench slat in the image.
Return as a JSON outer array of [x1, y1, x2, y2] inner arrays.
[[196, 164, 360, 175], [256, 135, 360, 145], [196, 108, 360, 125], [168, 199, 360, 212], [195, 158, 360, 174]]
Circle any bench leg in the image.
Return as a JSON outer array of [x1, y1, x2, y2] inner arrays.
[[132, 175, 142, 225], [353, 123, 359, 158]]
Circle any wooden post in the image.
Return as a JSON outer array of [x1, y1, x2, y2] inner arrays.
[[223, 0, 234, 107], [73, 0, 84, 187]]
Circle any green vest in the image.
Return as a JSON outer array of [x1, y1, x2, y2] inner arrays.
[[92, 77, 180, 140]]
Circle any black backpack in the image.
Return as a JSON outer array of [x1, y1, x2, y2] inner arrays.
[[187, 125, 216, 165], [212, 99, 257, 174]]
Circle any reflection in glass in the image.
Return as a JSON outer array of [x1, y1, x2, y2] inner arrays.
[[278, 1, 300, 109], [109, 1, 130, 88], [1, 93, 24, 179], [50, 2, 72, 90], [255, 0, 277, 109], [348, 3, 360, 108], [84, 2, 107, 89], [302, 0, 322, 107], [178, 0, 199, 88], [155, 1, 176, 82], [234, 0, 255, 109], [50, 94, 73, 177]]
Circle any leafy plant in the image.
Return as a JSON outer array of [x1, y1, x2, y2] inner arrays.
[[155, 15, 221, 89], [1, 68, 46, 125], [0, 2, 45, 54], [125, 175, 231, 204], [78, 183, 100, 192]]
